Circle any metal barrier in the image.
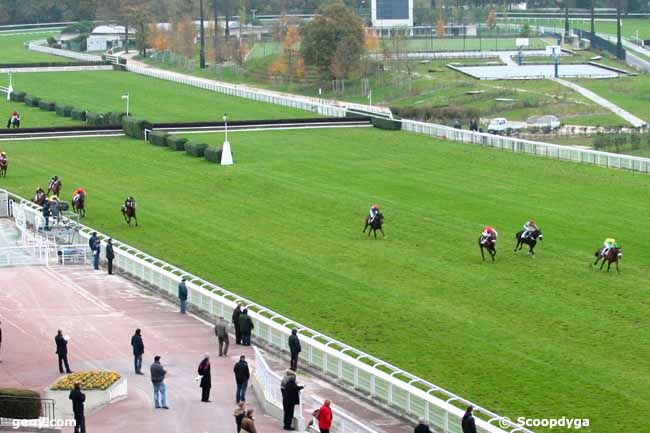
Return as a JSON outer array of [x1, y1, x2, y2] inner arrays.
[[307, 395, 379, 433], [0, 244, 49, 267], [1, 189, 533, 433], [27, 41, 103, 62], [0, 395, 56, 428]]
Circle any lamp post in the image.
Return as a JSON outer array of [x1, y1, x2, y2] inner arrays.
[[122, 92, 130, 116], [223, 113, 228, 143]]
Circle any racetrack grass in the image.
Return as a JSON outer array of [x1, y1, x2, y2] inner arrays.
[[0, 128, 648, 433], [0, 32, 69, 64], [0, 98, 83, 128], [8, 70, 316, 123]]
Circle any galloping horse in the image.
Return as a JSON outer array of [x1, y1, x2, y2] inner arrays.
[[0, 156, 7, 178], [121, 198, 138, 227], [362, 212, 385, 239], [593, 247, 622, 273], [479, 235, 497, 261], [47, 177, 62, 197], [72, 190, 86, 217], [514, 229, 543, 256], [6, 116, 19, 129], [32, 189, 47, 206]]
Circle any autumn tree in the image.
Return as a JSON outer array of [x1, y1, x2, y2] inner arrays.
[[173, 17, 196, 58], [149, 24, 171, 51], [283, 25, 300, 80]]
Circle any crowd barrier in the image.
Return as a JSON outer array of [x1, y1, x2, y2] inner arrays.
[[307, 395, 379, 433], [27, 41, 103, 62]]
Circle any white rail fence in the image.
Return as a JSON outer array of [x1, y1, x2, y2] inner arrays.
[[27, 40, 103, 62], [402, 119, 650, 172], [307, 396, 379, 433], [1, 189, 534, 433]]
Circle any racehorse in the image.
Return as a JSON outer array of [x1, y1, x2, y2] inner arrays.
[[593, 247, 622, 273], [72, 192, 86, 217], [0, 158, 6, 177], [32, 190, 47, 206], [122, 202, 138, 226], [6, 116, 19, 129], [479, 235, 497, 261], [514, 229, 543, 256], [362, 212, 384, 239], [48, 179, 62, 196]]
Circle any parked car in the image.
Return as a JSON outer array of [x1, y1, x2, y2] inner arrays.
[[487, 118, 525, 135]]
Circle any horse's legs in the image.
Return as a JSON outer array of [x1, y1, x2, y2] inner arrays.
[[616, 260, 620, 273], [379, 228, 385, 238], [491, 249, 496, 261], [362, 223, 368, 233], [480, 245, 485, 261], [600, 259, 606, 270], [134, 215, 138, 227], [514, 240, 520, 252], [373, 229, 377, 239], [607, 261, 611, 272]]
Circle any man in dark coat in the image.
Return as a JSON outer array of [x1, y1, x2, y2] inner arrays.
[[131, 329, 144, 374], [106, 238, 115, 275], [282, 374, 304, 430], [462, 406, 478, 433], [238, 309, 254, 346], [288, 329, 301, 371], [42, 199, 50, 231], [233, 355, 250, 403], [55, 329, 72, 374], [150, 355, 169, 409], [69, 382, 86, 433], [198, 354, 211, 402], [232, 303, 242, 345], [414, 418, 432, 433], [178, 278, 188, 314]]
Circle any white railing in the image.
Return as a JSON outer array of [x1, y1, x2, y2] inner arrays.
[[402, 119, 650, 173], [27, 41, 103, 62], [0, 244, 49, 267], [308, 396, 379, 433], [2, 189, 532, 433]]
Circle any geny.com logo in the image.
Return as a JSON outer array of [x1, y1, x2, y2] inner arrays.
[[12, 417, 76, 429], [499, 416, 590, 430]]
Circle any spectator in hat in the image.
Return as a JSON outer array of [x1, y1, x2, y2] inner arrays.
[[178, 278, 188, 314], [232, 303, 242, 345], [106, 238, 115, 274], [238, 309, 254, 346], [462, 406, 477, 433], [288, 329, 301, 371], [131, 328, 144, 375], [198, 353, 211, 402]]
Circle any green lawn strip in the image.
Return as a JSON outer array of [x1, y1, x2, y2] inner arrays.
[[572, 75, 650, 122], [0, 32, 70, 64], [0, 97, 83, 127]]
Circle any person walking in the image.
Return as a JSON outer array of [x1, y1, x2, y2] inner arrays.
[[131, 329, 144, 375], [415, 417, 432, 433], [215, 317, 229, 357], [233, 355, 250, 404], [317, 400, 333, 433], [69, 382, 86, 433], [462, 406, 477, 433], [106, 238, 115, 274], [232, 303, 242, 345], [198, 354, 211, 402], [238, 309, 254, 346], [150, 355, 169, 409], [234, 402, 246, 433], [92, 238, 101, 271], [282, 371, 304, 430], [240, 409, 258, 433], [288, 329, 301, 371], [178, 278, 188, 314], [55, 330, 72, 374]]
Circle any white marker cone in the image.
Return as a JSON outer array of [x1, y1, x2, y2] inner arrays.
[[221, 140, 233, 165]]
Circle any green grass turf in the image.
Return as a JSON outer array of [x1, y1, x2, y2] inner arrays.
[[572, 75, 650, 122], [0, 31, 70, 63], [8, 70, 315, 123], [0, 97, 83, 127], [383, 37, 549, 52], [0, 128, 648, 433], [504, 17, 650, 39]]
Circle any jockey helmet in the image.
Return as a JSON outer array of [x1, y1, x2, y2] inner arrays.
[[529, 219, 536, 225], [1, 152, 5, 156], [53, 176, 58, 180], [372, 204, 379, 210]]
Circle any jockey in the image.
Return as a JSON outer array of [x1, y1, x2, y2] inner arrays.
[[368, 204, 380, 223], [124, 196, 136, 209], [481, 226, 498, 244], [0, 151, 6, 162], [72, 188, 85, 204], [601, 238, 619, 256], [48, 175, 60, 190], [522, 219, 539, 239]]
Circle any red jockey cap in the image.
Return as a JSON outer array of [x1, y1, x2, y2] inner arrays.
[[373, 204, 379, 209]]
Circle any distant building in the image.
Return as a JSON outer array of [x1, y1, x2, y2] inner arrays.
[[371, 0, 414, 28], [86, 25, 135, 52]]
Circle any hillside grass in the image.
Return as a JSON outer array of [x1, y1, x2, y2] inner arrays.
[[0, 32, 69, 63], [0, 128, 648, 433]]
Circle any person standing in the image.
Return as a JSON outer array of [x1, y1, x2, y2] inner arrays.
[[234, 402, 246, 433], [240, 409, 258, 433], [106, 238, 115, 275], [238, 309, 254, 346], [233, 355, 250, 404], [288, 329, 301, 371], [462, 406, 477, 433], [42, 198, 50, 231], [55, 330, 72, 374], [178, 278, 188, 314], [198, 354, 211, 402], [92, 238, 101, 271], [282, 371, 304, 430], [415, 418, 432, 433], [150, 355, 169, 409], [88, 232, 98, 252], [215, 317, 229, 357], [69, 382, 86, 433], [232, 303, 242, 345], [317, 400, 333, 433], [131, 329, 144, 375]]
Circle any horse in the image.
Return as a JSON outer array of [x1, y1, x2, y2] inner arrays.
[[362, 212, 384, 239], [122, 203, 138, 226], [514, 229, 543, 256], [6, 116, 19, 129], [479, 235, 497, 261], [32, 191, 46, 206], [48, 179, 62, 196], [0, 158, 7, 177], [72, 193, 85, 217], [593, 247, 622, 273]]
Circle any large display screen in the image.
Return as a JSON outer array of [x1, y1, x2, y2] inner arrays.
[[376, 0, 409, 20]]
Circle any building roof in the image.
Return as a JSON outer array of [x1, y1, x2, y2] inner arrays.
[[91, 25, 135, 35]]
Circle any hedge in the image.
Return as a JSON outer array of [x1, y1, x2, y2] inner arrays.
[[106, 112, 126, 127], [38, 100, 56, 111], [371, 116, 402, 131], [55, 104, 74, 117], [166, 135, 187, 151], [86, 111, 107, 126], [24, 95, 40, 107], [10, 91, 25, 102], [71, 109, 87, 121], [185, 141, 208, 157], [148, 130, 168, 146], [0, 388, 41, 419], [204, 146, 223, 163], [122, 117, 152, 139]]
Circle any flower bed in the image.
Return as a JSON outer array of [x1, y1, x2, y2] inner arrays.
[[50, 371, 121, 391]]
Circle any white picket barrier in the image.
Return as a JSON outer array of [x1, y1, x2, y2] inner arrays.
[[27, 41, 103, 62], [307, 395, 380, 433]]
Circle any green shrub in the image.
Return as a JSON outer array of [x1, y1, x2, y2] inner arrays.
[[71, 109, 87, 121], [86, 111, 107, 126], [148, 130, 169, 146], [166, 136, 187, 151], [0, 388, 41, 419], [106, 112, 126, 126], [38, 100, 55, 111], [122, 117, 152, 139], [372, 116, 402, 131], [204, 146, 223, 163], [185, 141, 208, 157], [24, 95, 40, 107], [10, 91, 25, 102], [630, 133, 641, 150]]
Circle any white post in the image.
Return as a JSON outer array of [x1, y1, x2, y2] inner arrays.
[[221, 113, 233, 165], [368, 89, 372, 106], [6, 73, 13, 101]]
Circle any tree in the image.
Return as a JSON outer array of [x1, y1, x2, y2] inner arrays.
[[300, 2, 364, 79], [173, 17, 196, 58], [149, 24, 171, 51], [283, 25, 300, 79]]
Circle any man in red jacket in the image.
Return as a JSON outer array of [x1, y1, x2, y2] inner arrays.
[[317, 400, 333, 433]]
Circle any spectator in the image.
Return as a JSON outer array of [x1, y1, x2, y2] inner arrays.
[[240, 409, 258, 433], [282, 371, 304, 430], [317, 400, 333, 433], [106, 238, 115, 275], [150, 355, 169, 409], [178, 278, 188, 314], [69, 382, 86, 433], [50, 197, 60, 225], [415, 417, 432, 433], [88, 232, 98, 252], [234, 402, 246, 433], [198, 353, 211, 402], [92, 239, 101, 271], [238, 308, 254, 346], [288, 329, 301, 371], [55, 330, 72, 374], [462, 406, 477, 433], [131, 329, 144, 375], [215, 316, 229, 357], [233, 355, 250, 404], [42, 199, 50, 231], [232, 303, 242, 345]]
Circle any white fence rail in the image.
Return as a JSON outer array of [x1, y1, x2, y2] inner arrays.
[[0, 244, 49, 267], [308, 396, 379, 433], [27, 41, 103, 62], [402, 119, 650, 172], [2, 189, 533, 433]]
